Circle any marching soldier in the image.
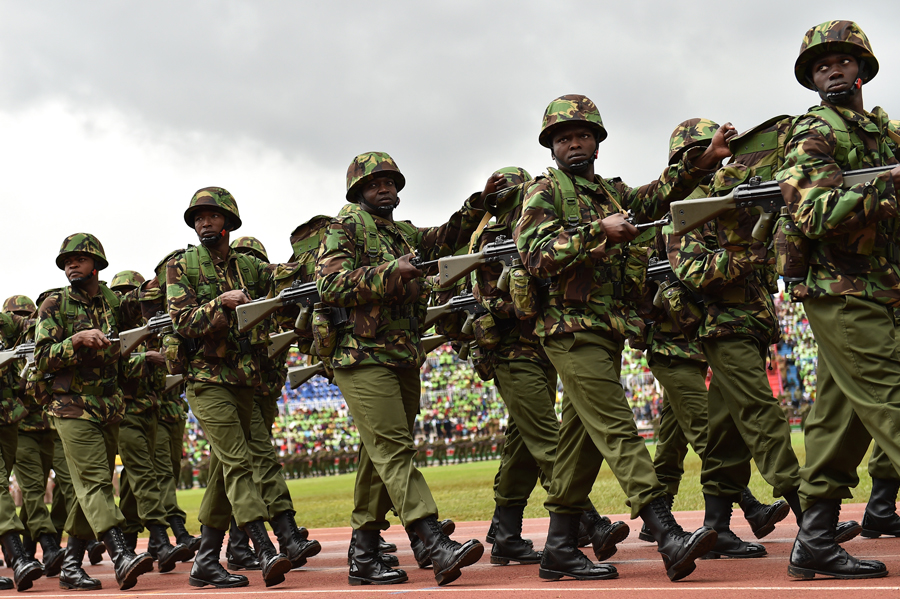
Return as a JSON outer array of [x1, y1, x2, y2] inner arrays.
[[514, 94, 732, 581], [777, 20, 900, 579], [34, 233, 153, 590]]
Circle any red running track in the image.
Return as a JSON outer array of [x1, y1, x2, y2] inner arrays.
[[5, 502, 900, 599]]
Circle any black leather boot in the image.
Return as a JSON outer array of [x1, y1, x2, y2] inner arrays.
[[348, 529, 408, 585], [788, 498, 887, 580], [243, 520, 292, 587], [122, 531, 138, 553], [188, 525, 249, 588], [491, 505, 541, 565], [0, 531, 44, 591], [861, 477, 900, 538], [38, 532, 65, 577], [410, 515, 483, 586], [226, 517, 260, 570], [85, 540, 105, 565], [786, 489, 860, 543], [639, 495, 717, 581], [539, 511, 617, 580], [348, 535, 399, 567], [167, 515, 200, 558], [487, 506, 531, 545], [58, 536, 102, 590], [581, 506, 629, 561], [738, 487, 790, 539], [270, 510, 321, 569], [22, 534, 36, 561], [702, 494, 766, 559], [0, 576, 11, 590], [147, 524, 192, 573], [102, 527, 154, 590], [378, 534, 397, 553], [638, 493, 672, 543], [408, 519, 455, 569]]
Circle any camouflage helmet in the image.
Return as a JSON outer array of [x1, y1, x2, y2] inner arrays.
[[794, 21, 879, 90], [345, 152, 406, 201], [231, 236, 269, 262], [183, 187, 242, 231], [538, 94, 608, 148], [55, 233, 108, 271], [668, 118, 720, 165], [493, 166, 532, 187], [2, 295, 36, 315], [110, 270, 146, 292]]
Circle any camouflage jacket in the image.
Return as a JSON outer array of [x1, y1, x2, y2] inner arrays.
[[669, 174, 780, 345], [0, 313, 29, 426], [167, 244, 276, 388], [317, 196, 486, 369], [777, 103, 900, 304], [119, 289, 164, 415], [514, 157, 713, 341], [472, 197, 550, 366], [34, 285, 142, 424], [12, 318, 50, 432]]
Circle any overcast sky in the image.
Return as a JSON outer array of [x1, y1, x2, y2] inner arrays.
[[0, 0, 897, 305]]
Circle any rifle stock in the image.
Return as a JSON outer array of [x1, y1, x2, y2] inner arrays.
[[119, 325, 152, 356], [268, 330, 299, 358], [164, 374, 184, 392], [438, 253, 483, 288], [237, 296, 284, 333], [424, 299, 453, 329], [420, 334, 447, 354], [287, 362, 326, 388]]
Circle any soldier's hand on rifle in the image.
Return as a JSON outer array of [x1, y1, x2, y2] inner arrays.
[[602, 213, 640, 244], [145, 350, 166, 366], [397, 253, 424, 282], [694, 122, 738, 171], [73, 329, 111, 350], [220, 289, 251, 310], [481, 173, 508, 202]]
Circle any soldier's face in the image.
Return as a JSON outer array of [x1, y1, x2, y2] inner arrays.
[[193, 209, 227, 242], [360, 176, 399, 208], [64, 254, 96, 285], [811, 53, 859, 95], [550, 124, 598, 168]]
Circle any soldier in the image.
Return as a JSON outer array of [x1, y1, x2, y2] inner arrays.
[[112, 270, 193, 571], [166, 188, 292, 588], [640, 120, 791, 552], [473, 167, 628, 567], [229, 236, 321, 569], [776, 20, 900, 579], [33, 233, 153, 591], [514, 95, 733, 582], [317, 151, 486, 586]]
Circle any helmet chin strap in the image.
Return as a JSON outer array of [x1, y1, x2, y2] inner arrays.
[[823, 77, 863, 105], [361, 196, 399, 216], [553, 150, 598, 175], [200, 228, 227, 247]]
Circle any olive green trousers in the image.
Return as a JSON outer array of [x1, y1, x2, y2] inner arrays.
[[119, 408, 167, 532], [0, 424, 24, 537], [15, 430, 56, 537], [155, 418, 187, 521], [248, 391, 293, 520]]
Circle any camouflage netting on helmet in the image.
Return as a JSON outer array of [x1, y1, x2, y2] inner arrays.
[[345, 152, 406, 201], [794, 20, 878, 89], [55, 232, 109, 271], [668, 118, 720, 165], [2, 295, 36, 315], [231, 236, 269, 262], [183, 186, 243, 230], [110, 270, 146, 291], [538, 94, 608, 148]]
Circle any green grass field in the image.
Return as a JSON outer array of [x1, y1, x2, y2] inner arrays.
[[173, 431, 875, 535]]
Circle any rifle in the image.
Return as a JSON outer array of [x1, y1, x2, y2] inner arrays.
[[119, 312, 174, 355], [669, 165, 893, 238], [164, 374, 184, 393], [268, 330, 299, 358], [236, 281, 349, 334], [423, 293, 487, 330], [646, 258, 679, 308], [436, 236, 520, 291], [0, 342, 35, 376]]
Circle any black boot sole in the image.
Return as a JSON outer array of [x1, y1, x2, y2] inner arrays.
[[44, 550, 66, 577], [788, 564, 889, 580], [59, 578, 102, 591], [227, 560, 261, 570], [702, 548, 767, 559], [117, 554, 155, 591], [538, 567, 618, 581], [665, 529, 718, 582], [860, 528, 900, 539], [749, 501, 791, 539], [14, 562, 45, 592], [593, 522, 630, 562], [157, 544, 195, 573], [87, 545, 105, 566], [434, 543, 484, 586], [491, 554, 542, 565], [290, 540, 323, 569], [188, 575, 249, 588], [348, 573, 409, 586], [262, 555, 293, 588]]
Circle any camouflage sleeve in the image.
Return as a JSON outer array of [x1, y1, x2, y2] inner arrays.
[[612, 149, 713, 220], [317, 217, 414, 307], [0, 313, 27, 344], [34, 293, 78, 374], [118, 288, 144, 330], [513, 178, 608, 279], [414, 192, 487, 259], [166, 255, 229, 339], [777, 114, 898, 239], [122, 352, 148, 379], [668, 224, 758, 294]]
